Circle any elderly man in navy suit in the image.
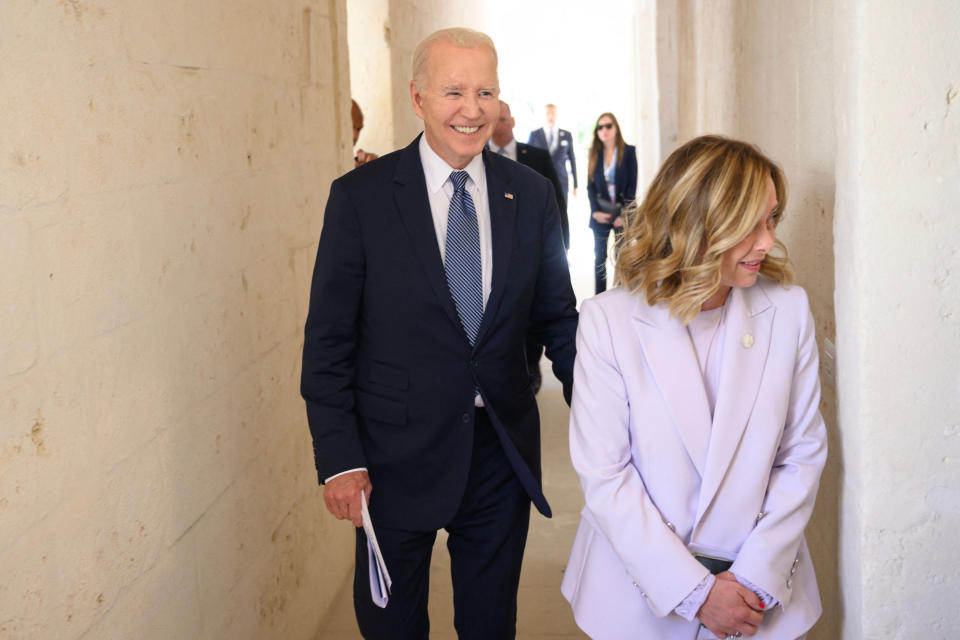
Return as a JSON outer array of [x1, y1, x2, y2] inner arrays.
[[528, 103, 578, 201], [301, 27, 578, 640]]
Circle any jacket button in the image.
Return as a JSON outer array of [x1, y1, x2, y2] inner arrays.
[[461, 412, 471, 424], [471, 360, 479, 368], [666, 522, 676, 532], [786, 578, 793, 589]]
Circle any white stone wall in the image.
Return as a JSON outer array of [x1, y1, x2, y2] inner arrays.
[[835, 3, 960, 637], [0, 1, 355, 638]]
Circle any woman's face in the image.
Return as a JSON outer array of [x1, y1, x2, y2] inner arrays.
[[596, 116, 617, 144], [718, 175, 778, 291]]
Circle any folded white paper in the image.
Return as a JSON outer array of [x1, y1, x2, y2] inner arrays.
[[361, 490, 392, 608]]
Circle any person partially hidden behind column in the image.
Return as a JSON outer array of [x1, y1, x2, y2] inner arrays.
[[302, 27, 578, 640], [562, 135, 827, 640], [351, 98, 378, 167], [586, 112, 637, 294]]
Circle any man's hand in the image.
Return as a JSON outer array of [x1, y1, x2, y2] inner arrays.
[[354, 149, 378, 167], [592, 211, 612, 224], [324, 470, 372, 527], [697, 571, 765, 638], [572, 187, 578, 197], [612, 216, 624, 229]]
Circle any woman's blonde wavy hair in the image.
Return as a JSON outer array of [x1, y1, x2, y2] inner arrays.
[[615, 135, 792, 324]]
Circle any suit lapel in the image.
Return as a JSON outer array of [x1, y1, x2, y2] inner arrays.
[[473, 151, 516, 349], [392, 136, 464, 337], [632, 299, 711, 477], [695, 285, 774, 523]]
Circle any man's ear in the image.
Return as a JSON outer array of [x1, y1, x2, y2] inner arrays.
[[410, 81, 424, 119]]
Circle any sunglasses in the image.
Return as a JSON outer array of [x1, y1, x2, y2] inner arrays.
[[596, 122, 615, 131]]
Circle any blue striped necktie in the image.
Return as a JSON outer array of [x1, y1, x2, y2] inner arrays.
[[445, 170, 483, 346]]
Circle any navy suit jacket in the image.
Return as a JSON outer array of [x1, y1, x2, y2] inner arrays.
[[513, 142, 569, 249], [528, 127, 578, 194], [587, 144, 638, 230], [301, 135, 578, 531]]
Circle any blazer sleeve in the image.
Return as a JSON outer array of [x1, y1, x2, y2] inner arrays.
[[527, 175, 578, 403], [569, 299, 711, 616], [300, 177, 368, 484], [729, 289, 828, 608]]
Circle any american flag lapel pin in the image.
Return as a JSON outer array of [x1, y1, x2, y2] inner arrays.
[[504, 192, 514, 200]]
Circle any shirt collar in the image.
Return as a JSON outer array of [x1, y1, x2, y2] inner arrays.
[[419, 134, 485, 194], [488, 138, 517, 157]]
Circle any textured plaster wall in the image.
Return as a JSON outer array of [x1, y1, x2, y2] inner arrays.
[[658, 1, 839, 636], [834, 2, 960, 637], [0, 1, 355, 638], [347, 0, 395, 155]]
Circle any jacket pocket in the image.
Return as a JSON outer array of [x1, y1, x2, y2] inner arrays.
[[355, 389, 406, 426]]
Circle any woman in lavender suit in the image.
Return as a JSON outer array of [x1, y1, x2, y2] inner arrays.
[[562, 136, 827, 640]]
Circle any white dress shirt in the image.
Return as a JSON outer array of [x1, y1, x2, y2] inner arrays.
[[488, 138, 518, 161], [418, 134, 493, 308], [546, 126, 558, 152], [325, 136, 494, 484]]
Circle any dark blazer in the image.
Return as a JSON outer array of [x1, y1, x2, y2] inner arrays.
[[301, 135, 578, 532], [528, 127, 578, 195], [587, 144, 638, 231], [515, 142, 569, 249]]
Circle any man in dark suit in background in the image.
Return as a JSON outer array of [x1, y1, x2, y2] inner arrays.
[[528, 103, 578, 201], [301, 27, 578, 640], [488, 99, 567, 394], [489, 100, 569, 249]]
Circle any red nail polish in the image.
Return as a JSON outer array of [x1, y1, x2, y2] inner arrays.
[[758, 602, 765, 609]]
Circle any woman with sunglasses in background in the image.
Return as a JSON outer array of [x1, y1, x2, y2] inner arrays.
[[586, 112, 637, 294]]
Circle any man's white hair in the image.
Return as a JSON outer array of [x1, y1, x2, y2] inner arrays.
[[411, 28, 498, 90]]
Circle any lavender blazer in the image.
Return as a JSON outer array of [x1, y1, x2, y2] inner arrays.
[[562, 279, 827, 639]]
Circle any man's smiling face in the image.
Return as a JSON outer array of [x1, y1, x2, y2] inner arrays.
[[410, 40, 499, 169]]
